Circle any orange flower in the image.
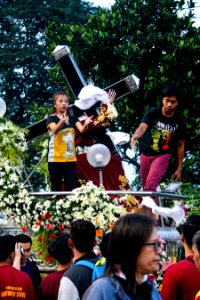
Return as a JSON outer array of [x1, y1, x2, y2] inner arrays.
[[35, 221, 41, 226], [41, 214, 46, 220], [108, 221, 115, 228], [96, 228, 103, 237]]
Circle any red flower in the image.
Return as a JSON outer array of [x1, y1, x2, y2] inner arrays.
[[59, 224, 64, 229], [46, 223, 52, 229], [21, 226, 28, 233], [46, 212, 52, 219], [38, 251, 44, 255], [49, 233, 56, 239], [45, 254, 54, 262], [38, 235, 47, 243]]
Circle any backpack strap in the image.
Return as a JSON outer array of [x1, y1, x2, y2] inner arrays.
[[73, 257, 106, 281], [73, 260, 96, 270]]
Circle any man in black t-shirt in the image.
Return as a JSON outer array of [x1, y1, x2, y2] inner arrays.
[[131, 86, 186, 199]]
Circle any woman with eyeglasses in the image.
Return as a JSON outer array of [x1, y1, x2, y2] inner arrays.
[[83, 214, 162, 300]]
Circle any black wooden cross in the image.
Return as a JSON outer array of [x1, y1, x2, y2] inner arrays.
[[26, 45, 139, 141]]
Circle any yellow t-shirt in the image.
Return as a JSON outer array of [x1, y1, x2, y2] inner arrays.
[[47, 114, 78, 162]]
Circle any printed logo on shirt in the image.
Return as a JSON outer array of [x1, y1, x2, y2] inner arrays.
[[1, 286, 26, 298], [150, 120, 178, 152]]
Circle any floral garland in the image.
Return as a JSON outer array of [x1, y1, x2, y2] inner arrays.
[[0, 119, 32, 223]]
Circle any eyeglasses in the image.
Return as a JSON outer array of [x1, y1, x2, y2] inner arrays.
[[143, 240, 162, 252]]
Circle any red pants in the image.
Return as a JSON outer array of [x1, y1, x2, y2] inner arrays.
[[140, 153, 171, 191]]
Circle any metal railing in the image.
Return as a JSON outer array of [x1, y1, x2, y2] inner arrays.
[[29, 190, 186, 200]]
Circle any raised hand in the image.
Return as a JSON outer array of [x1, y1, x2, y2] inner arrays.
[[84, 112, 93, 126], [108, 89, 117, 104]]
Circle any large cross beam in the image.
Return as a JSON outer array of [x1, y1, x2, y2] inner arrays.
[[26, 45, 139, 141]]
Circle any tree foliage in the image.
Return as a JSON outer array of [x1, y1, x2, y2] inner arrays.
[[0, 0, 94, 125], [46, 0, 200, 185]]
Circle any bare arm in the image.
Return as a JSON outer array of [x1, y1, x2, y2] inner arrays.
[[75, 113, 93, 133], [173, 140, 185, 181], [12, 243, 21, 270], [48, 112, 68, 133], [130, 123, 148, 148]]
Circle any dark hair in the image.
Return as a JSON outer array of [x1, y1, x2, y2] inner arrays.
[[15, 234, 32, 245], [106, 214, 155, 294], [52, 91, 69, 113], [48, 234, 72, 265], [99, 232, 111, 258], [193, 231, 200, 253], [162, 85, 182, 102], [70, 219, 96, 253], [0, 235, 16, 262], [182, 215, 200, 248]]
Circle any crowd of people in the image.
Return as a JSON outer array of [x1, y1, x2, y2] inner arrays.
[[0, 214, 200, 299]]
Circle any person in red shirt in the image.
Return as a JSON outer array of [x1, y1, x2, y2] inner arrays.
[[161, 215, 200, 300], [0, 235, 35, 300], [38, 233, 73, 300]]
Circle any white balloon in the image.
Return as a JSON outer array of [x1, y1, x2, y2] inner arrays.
[[0, 98, 6, 117]]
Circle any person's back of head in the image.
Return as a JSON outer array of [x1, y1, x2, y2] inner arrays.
[[70, 219, 96, 253], [162, 85, 182, 102], [107, 214, 155, 288], [48, 233, 72, 265], [182, 215, 200, 248], [15, 234, 32, 245], [0, 235, 16, 263], [99, 232, 111, 259]]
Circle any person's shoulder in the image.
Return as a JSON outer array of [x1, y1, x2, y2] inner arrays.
[[43, 270, 65, 281], [47, 114, 56, 119], [174, 111, 186, 123], [82, 277, 116, 299], [164, 258, 195, 274], [39, 271, 58, 288], [47, 114, 57, 123], [28, 259, 40, 270], [63, 254, 99, 281], [16, 265, 34, 281]]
